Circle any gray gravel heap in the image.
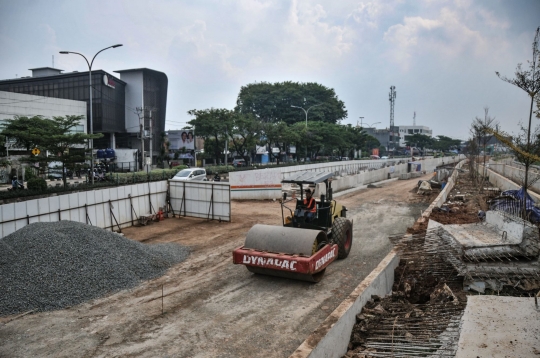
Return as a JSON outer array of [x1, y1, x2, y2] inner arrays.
[[0, 221, 190, 316]]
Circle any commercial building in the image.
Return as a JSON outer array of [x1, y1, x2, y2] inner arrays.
[[0, 90, 87, 134], [363, 127, 402, 152], [0, 67, 168, 166], [396, 125, 433, 147]]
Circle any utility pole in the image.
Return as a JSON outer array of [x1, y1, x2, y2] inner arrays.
[[389, 86, 396, 153], [149, 108, 153, 168], [136, 107, 144, 171], [224, 128, 228, 166]]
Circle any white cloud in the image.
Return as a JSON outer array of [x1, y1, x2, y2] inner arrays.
[[383, 6, 490, 70], [349, 1, 398, 29], [278, 1, 352, 71]]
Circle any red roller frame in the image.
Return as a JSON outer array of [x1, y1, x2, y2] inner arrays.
[[232, 243, 338, 274]]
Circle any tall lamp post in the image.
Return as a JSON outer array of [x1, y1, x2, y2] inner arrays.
[[291, 104, 322, 127], [291, 104, 321, 162], [59, 44, 123, 184]]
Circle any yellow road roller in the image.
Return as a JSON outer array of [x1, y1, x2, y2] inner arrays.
[[233, 171, 353, 282]]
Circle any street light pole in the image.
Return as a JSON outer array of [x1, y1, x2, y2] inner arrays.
[[291, 104, 321, 162], [291, 104, 322, 127], [60, 44, 123, 184]]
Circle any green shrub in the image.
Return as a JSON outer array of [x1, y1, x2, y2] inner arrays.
[[25, 167, 36, 180], [205, 165, 235, 175], [27, 177, 47, 191]]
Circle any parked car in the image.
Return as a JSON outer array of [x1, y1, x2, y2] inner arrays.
[[381, 156, 389, 159], [170, 167, 208, 181], [232, 159, 247, 167], [370, 155, 380, 160]]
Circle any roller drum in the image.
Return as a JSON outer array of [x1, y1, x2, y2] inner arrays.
[[244, 224, 327, 257]]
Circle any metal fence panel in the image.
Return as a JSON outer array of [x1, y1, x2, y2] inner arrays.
[[169, 180, 231, 222]]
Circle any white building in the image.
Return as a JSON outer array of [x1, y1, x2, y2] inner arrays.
[[396, 125, 433, 146], [0, 91, 87, 133]]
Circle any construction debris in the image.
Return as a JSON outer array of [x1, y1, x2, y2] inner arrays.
[[347, 164, 540, 357], [346, 231, 466, 357], [0, 221, 190, 316]]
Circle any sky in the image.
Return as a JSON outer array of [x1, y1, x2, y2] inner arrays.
[[0, 0, 539, 140]]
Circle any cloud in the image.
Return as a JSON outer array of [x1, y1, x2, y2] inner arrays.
[[349, 1, 397, 29], [278, 1, 352, 71], [383, 7, 489, 70]]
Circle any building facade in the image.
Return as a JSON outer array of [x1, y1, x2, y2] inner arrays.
[[396, 125, 433, 147], [0, 67, 168, 166], [0, 90, 87, 133]]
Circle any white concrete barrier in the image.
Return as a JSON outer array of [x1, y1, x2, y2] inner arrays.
[[480, 164, 540, 201], [229, 156, 464, 200], [290, 250, 399, 358]]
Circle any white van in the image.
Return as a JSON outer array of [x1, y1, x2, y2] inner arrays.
[[170, 167, 208, 181]]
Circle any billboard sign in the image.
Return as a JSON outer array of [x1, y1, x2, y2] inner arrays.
[[289, 145, 296, 154], [168, 130, 194, 150]]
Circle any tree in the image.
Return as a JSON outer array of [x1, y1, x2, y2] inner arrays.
[[235, 82, 347, 125], [471, 108, 498, 184], [1, 115, 102, 186], [432, 135, 462, 152], [404, 133, 433, 153], [362, 135, 380, 157], [510, 125, 540, 189], [187, 108, 233, 164], [229, 113, 261, 163], [259, 122, 300, 165], [496, 27, 540, 192]]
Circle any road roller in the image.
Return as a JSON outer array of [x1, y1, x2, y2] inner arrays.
[[233, 171, 353, 282]]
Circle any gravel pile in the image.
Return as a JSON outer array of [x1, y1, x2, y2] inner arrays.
[[0, 221, 190, 316]]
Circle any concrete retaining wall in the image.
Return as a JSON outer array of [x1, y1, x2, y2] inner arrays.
[[486, 162, 540, 195], [418, 159, 466, 222], [480, 164, 540, 201], [230, 156, 464, 200], [290, 250, 400, 358]]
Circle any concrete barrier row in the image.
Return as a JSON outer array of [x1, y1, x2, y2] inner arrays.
[[230, 156, 464, 200], [480, 164, 540, 201]]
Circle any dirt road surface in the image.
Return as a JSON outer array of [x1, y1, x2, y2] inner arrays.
[[0, 175, 436, 358]]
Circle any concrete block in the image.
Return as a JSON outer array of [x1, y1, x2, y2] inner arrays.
[[399, 173, 411, 180]]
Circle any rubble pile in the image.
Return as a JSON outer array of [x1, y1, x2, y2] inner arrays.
[[0, 221, 190, 316], [345, 231, 466, 358]]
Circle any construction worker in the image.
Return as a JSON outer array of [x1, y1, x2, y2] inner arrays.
[[303, 188, 317, 221]]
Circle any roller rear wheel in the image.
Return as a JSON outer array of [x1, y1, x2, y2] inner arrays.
[[332, 217, 353, 259]]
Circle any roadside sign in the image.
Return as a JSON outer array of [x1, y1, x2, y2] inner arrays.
[[32, 148, 40, 156]]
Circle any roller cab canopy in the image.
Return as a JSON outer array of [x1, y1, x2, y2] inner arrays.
[[281, 171, 334, 185]]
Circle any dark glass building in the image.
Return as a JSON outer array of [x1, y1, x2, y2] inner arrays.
[[0, 67, 168, 165]]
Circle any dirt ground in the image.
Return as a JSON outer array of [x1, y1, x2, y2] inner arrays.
[[0, 175, 437, 358]]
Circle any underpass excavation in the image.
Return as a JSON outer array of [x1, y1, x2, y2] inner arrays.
[[0, 172, 440, 358]]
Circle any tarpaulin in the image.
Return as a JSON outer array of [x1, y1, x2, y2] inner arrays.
[[489, 187, 540, 222]]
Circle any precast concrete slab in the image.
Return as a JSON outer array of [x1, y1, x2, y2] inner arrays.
[[456, 296, 540, 357], [443, 223, 522, 247]]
